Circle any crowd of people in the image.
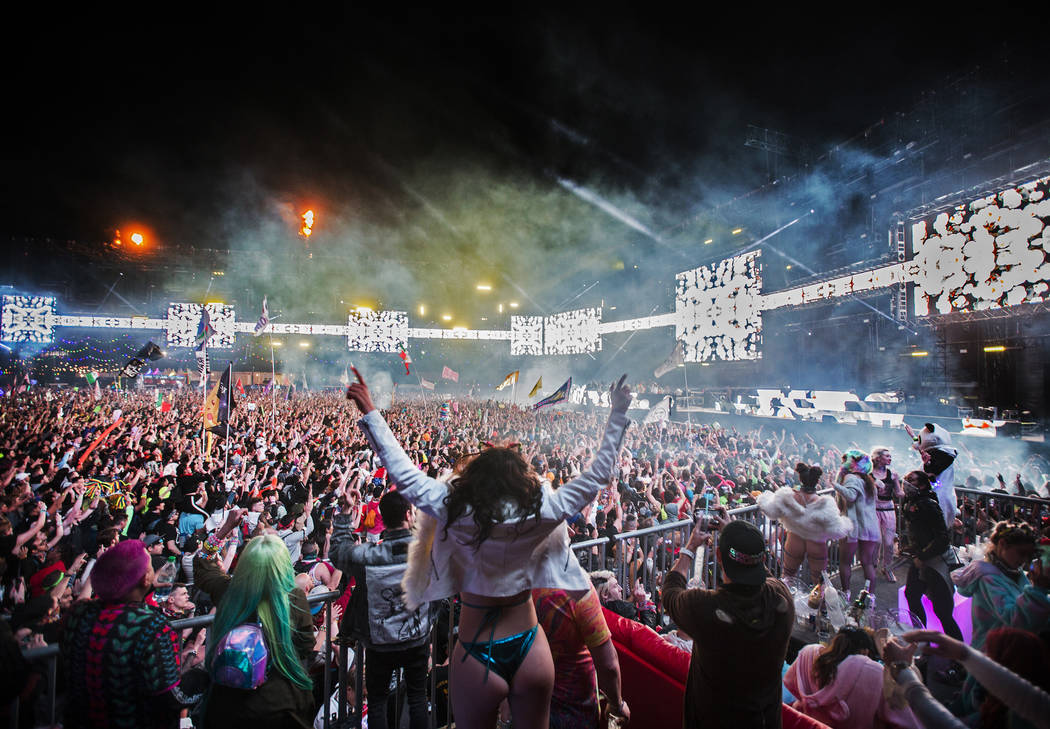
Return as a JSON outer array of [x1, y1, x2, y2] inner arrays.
[[0, 374, 1048, 728]]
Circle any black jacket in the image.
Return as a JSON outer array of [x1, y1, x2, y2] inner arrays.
[[901, 491, 950, 560]]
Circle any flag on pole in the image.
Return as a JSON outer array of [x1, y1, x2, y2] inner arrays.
[[528, 377, 543, 398], [339, 367, 350, 387], [235, 378, 246, 396], [118, 340, 164, 379], [155, 390, 163, 410], [204, 363, 235, 437], [84, 371, 99, 386], [420, 378, 435, 390], [137, 342, 165, 361], [533, 378, 571, 410], [120, 357, 145, 379], [441, 366, 459, 382], [253, 296, 269, 336], [195, 346, 209, 383], [496, 371, 519, 391], [397, 344, 412, 375], [643, 395, 672, 424], [93, 380, 102, 401], [654, 339, 685, 378], [195, 307, 215, 345]]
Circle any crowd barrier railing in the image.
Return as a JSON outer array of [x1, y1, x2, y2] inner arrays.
[[954, 487, 1050, 546], [13, 589, 343, 729], [570, 493, 845, 626]]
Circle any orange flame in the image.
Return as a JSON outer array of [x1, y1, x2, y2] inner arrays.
[[300, 209, 314, 237]]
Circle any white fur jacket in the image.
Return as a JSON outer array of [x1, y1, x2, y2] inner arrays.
[[354, 407, 630, 610], [757, 487, 853, 542]]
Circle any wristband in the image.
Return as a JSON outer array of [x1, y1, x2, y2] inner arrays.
[[201, 533, 224, 557], [679, 548, 696, 561]]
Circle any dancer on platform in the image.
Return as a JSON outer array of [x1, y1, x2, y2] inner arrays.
[[345, 367, 632, 729], [871, 447, 903, 583], [758, 462, 852, 589], [833, 450, 880, 598]]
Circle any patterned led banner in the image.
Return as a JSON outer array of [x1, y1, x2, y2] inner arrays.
[[510, 316, 543, 355], [1, 296, 56, 343], [912, 175, 1050, 316]]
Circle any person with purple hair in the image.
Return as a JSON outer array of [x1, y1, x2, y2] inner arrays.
[[59, 538, 184, 729]]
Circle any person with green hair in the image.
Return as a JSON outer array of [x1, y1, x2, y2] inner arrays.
[[197, 519, 316, 729]]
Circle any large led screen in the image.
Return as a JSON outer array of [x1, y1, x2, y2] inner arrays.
[[346, 309, 408, 352], [912, 175, 1050, 316], [166, 303, 236, 348], [675, 251, 762, 361], [543, 307, 602, 355], [0, 295, 55, 343]]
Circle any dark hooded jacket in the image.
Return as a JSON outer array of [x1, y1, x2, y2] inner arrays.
[[900, 489, 949, 560], [663, 570, 794, 729]]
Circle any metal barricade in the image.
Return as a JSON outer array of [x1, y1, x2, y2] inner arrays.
[[13, 589, 344, 729], [954, 487, 1050, 546], [611, 519, 693, 625], [570, 536, 609, 573]]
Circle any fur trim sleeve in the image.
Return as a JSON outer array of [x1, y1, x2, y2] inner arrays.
[[401, 511, 438, 611], [760, 487, 852, 542]]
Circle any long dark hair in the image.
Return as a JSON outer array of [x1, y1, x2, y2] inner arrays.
[[442, 447, 543, 550], [813, 626, 878, 688]]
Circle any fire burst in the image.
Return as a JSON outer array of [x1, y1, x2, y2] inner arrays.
[[300, 209, 314, 238]]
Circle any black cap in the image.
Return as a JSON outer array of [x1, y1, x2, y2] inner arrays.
[[718, 520, 768, 586]]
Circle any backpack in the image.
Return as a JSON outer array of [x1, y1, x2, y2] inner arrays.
[[211, 623, 269, 689]]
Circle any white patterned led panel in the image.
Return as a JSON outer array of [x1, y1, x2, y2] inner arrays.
[[166, 303, 236, 348], [675, 251, 762, 361], [1, 295, 55, 343], [346, 310, 408, 352], [543, 307, 602, 355], [912, 175, 1050, 316], [510, 316, 543, 355]]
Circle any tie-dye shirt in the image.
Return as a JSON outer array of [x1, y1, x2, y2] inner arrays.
[[533, 587, 612, 729]]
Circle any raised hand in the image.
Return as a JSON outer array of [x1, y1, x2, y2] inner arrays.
[[609, 374, 632, 412], [346, 367, 377, 414]]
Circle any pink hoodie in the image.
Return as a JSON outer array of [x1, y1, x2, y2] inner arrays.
[[784, 644, 922, 729]]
